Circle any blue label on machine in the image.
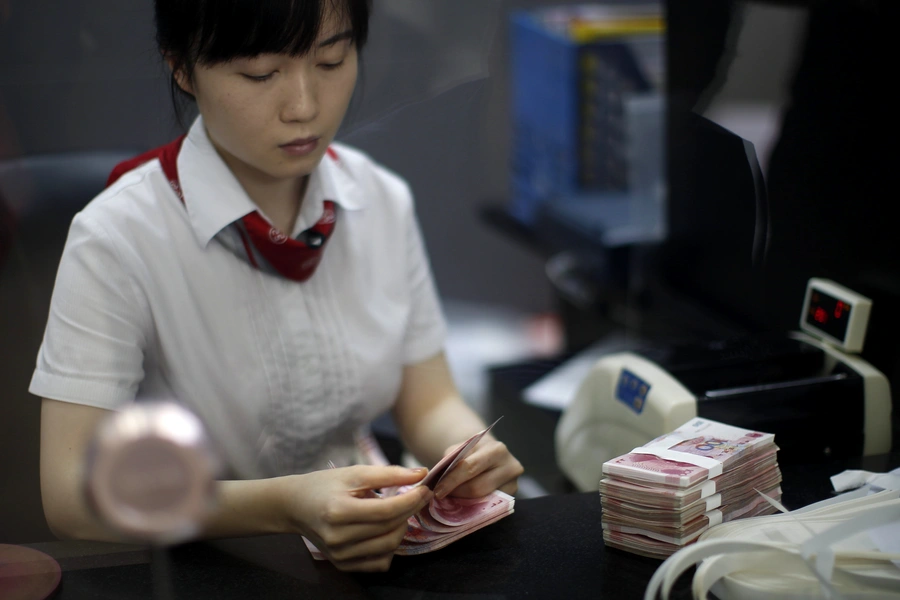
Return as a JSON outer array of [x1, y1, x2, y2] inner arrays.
[[616, 369, 650, 414]]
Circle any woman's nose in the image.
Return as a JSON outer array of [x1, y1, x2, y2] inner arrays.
[[280, 72, 318, 123]]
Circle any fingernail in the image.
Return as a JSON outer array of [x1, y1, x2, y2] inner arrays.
[[434, 486, 445, 499], [409, 467, 427, 474]]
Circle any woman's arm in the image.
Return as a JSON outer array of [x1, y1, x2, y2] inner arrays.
[[42, 399, 298, 541], [40, 399, 121, 541], [40, 398, 432, 571], [391, 352, 524, 499]]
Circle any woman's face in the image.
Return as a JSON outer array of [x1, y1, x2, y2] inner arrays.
[[177, 11, 358, 184]]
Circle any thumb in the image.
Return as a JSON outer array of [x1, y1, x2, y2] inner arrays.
[[351, 465, 427, 490]]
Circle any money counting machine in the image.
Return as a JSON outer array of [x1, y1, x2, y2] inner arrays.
[[556, 278, 893, 492]]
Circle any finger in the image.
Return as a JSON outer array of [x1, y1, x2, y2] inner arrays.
[[335, 485, 432, 524], [437, 452, 523, 499], [433, 442, 511, 498], [315, 512, 413, 549], [328, 521, 409, 563], [347, 465, 427, 492], [452, 466, 522, 498], [309, 506, 409, 548], [499, 479, 518, 496], [442, 463, 521, 499], [432, 459, 485, 499]]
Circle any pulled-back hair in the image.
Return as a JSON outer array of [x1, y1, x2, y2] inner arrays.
[[154, 0, 372, 123]]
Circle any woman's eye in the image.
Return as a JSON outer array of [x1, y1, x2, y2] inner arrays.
[[243, 73, 274, 82], [319, 60, 345, 71]]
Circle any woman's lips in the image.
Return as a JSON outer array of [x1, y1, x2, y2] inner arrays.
[[280, 137, 320, 156]]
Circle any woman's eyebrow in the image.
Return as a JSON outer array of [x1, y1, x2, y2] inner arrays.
[[318, 30, 353, 48]]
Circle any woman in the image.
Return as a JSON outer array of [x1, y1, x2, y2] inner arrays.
[[33, 0, 522, 572]]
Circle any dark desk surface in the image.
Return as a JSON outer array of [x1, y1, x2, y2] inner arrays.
[[20, 451, 899, 600]]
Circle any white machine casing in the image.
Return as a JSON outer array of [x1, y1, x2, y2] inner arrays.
[[555, 343, 892, 493], [800, 278, 872, 353], [555, 351, 698, 493], [555, 277, 892, 493], [789, 331, 892, 457]]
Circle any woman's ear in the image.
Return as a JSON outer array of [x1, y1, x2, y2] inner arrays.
[[165, 55, 195, 96]]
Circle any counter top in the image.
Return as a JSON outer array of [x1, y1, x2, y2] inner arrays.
[[21, 451, 899, 600]]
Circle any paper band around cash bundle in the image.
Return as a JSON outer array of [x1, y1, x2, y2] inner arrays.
[[698, 479, 718, 498], [704, 494, 723, 512], [629, 443, 725, 478], [706, 508, 723, 527]]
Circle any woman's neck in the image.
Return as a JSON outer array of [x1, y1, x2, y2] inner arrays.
[[244, 174, 309, 236], [214, 143, 309, 235]]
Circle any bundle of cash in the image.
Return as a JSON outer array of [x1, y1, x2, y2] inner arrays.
[[305, 418, 515, 559], [600, 417, 783, 559]]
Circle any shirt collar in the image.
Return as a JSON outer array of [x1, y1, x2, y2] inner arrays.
[[177, 116, 367, 248]]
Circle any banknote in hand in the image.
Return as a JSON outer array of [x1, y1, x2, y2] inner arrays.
[[305, 418, 515, 560]]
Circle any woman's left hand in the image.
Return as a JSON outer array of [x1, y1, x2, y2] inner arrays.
[[431, 436, 524, 500]]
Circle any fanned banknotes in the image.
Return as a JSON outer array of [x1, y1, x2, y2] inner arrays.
[[599, 418, 783, 559], [397, 490, 515, 555], [305, 418, 515, 560]]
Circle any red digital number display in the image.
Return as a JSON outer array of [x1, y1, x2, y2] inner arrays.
[[813, 306, 828, 324], [806, 290, 851, 341]]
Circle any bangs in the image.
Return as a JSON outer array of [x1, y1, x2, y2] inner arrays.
[[158, 0, 371, 66]]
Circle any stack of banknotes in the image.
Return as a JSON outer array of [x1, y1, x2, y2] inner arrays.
[[305, 418, 515, 559], [600, 417, 783, 559]]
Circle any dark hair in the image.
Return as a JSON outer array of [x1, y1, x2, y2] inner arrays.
[[154, 0, 372, 125]]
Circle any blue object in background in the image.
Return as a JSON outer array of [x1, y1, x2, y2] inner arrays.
[[510, 12, 580, 225], [509, 7, 663, 226], [616, 368, 651, 414]]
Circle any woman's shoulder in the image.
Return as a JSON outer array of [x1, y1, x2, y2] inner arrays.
[[64, 158, 187, 267], [77, 159, 179, 235], [328, 142, 414, 207]]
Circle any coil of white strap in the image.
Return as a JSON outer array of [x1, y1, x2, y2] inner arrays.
[[644, 489, 900, 600]]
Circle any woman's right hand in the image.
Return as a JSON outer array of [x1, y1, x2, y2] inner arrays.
[[282, 465, 433, 572]]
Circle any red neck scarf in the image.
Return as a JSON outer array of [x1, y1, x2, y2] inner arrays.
[[106, 136, 338, 282]]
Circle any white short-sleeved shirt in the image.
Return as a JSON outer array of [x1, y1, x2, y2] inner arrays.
[[30, 117, 447, 479]]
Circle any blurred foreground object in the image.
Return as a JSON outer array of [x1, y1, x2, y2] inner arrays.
[[0, 544, 61, 600], [85, 402, 221, 545]]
